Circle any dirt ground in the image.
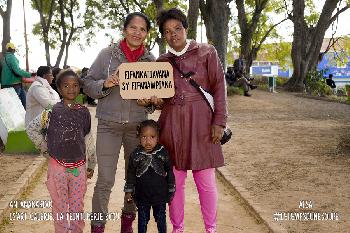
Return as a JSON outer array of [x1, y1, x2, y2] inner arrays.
[[1, 106, 269, 233], [2, 90, 350, 232], [0, 154, 36, 200], [224, 90, 350, 233]]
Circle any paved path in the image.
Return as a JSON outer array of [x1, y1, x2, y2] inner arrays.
[[3, 107, 269, 233]]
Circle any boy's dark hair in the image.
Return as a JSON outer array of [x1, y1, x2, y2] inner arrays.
[[81, 67, 89, 73], [157, 8, 188, 35], [124, 12, 151, 32], [56, 69, 81, 90], [328, 74, 333, 79], [52, 67, 61, 78], [36, 66, 51, 78], [136, 120, 160, 137]]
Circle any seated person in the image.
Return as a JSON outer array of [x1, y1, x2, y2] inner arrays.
[[229, 59, 257, 97], [225, 66, 236, 86], [25, 66, 60, 127], [326, 74, 336, 89]]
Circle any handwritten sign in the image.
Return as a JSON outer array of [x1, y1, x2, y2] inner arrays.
[[119, 62, 174, 99]]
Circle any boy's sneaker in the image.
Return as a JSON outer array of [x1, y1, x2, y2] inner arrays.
[[244, 92, 252, 97], [249, 84, 258, 90], [91, 224, 105, 233]]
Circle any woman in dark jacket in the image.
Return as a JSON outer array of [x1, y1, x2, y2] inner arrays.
[[155, 8, 228, 233]]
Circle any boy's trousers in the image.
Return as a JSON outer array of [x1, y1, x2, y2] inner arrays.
[[46, 157, 87, 233], [169, 168, 218, 233], [92, 119, 139, 226]]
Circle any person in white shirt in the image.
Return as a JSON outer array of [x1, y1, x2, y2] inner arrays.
[[25, 66, 60, 126]]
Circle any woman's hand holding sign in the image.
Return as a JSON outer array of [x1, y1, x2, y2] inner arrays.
[[150, 96, 164, 109], [103, 69, 120, 88], [136, 99, 151, 106], [136, 96, 164, 109]]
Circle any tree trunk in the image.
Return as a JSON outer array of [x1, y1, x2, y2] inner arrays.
[[63, 44, 69, 68], [200, 0, 230, 69], [44, 35, 51, 66], [187, 0, 199, 40], [244, 48, 259, 76], [33, 0, 55, 66], [1, 0, 12, 53], [153, 0, 166, 55], [55, 41, 66, 68], [156, 37, 166, 55], [285, 0, 349, 91], [54, 0, 68, 67], [63, 27, 75, 68], [235, 0, 268, 74]]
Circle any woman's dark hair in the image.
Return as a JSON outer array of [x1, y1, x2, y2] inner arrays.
[[157, 8, 188, 35], [36, 66, 51, 78], [124, 12, 151, 32], [55, 69, 81, 90], [136, 120, 160, 137]]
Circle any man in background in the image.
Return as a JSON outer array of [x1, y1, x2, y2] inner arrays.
[[231, 58, 257, 97], [0, 42, 34, 108], [326, 74, 336, 89]]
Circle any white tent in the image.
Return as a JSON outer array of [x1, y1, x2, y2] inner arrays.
[[0, 88, 25, 144]]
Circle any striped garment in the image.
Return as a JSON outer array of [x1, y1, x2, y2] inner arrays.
[[53, 157, 86, 168]]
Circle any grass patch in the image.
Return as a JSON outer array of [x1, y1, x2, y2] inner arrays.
[[276, 77, 289, 87], [20, 161, 47, 200], [227, 86, 244, 96], [0, 217, 10, 233]]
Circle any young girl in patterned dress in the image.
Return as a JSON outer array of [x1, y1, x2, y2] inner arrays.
[[45, 69, 92, 233]]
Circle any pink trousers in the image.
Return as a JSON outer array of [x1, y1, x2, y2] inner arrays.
[[46, 158, 87, 233], [169, 167, 218, 233]]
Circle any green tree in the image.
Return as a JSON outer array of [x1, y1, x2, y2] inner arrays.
[[187, 0, 199, 40], [200, 0, 232, 69], [31, 0, 56, 66], [285, 0, 350, 91], [32, 0, 96, 67], [233, 0, 288, 73], [259, 41, 292, 69]]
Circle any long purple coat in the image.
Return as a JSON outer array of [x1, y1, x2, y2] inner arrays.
[[157, 41, 228, 170]]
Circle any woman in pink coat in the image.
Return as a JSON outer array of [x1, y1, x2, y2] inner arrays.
[[155, 8, 228, 233]]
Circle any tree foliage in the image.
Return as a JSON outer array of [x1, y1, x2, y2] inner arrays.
[[284, 0, 350, 91], [32, 0, 97, 67], [232, 0, 288, 72], [259, 41, 292, 69]]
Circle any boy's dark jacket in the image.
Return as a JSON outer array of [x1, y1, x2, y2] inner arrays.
[[124, 144, 175, 206]]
